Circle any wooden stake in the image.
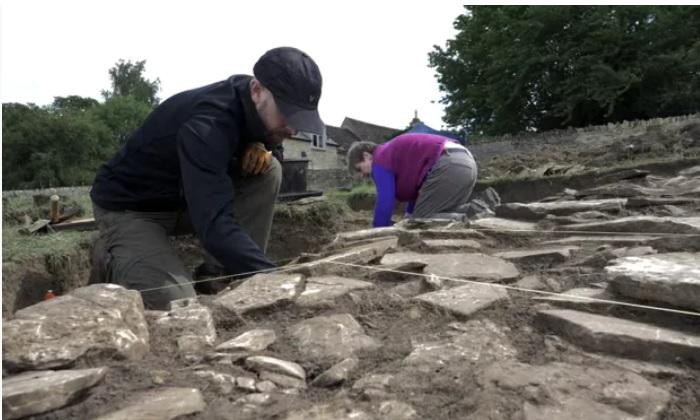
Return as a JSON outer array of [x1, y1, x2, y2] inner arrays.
[[49, 195, 60, 224]]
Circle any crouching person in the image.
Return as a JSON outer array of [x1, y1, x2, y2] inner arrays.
[[89, 47, 325, 309], [347, 133, 477, 227]]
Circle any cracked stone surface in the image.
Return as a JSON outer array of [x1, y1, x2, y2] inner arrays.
[[413, 283, 509, 317], [532, 287, 616, 310], [475, 361, 670, 420], [151, 298, 217, 358], [497, 198, 627, 220], [290, 314, 381, 362], [94, 387, 206, 420], [537, 309, 700, 364], [311, 357, 359, 387], [216, 329, 277, 353], [404, 320, 516, 371], [606, 252, 700, 311], [558, 216, 700, 234], [381, 252, 519, 282], [284, 399, 372, 420], [469, 217, 538, 233], [2, 284, 149, 371], [244, 356, 306, 380], [214, 273, 304, 314], [296, 276, 374, 308], [3, 368, 108, 420], [493, 246, 579, 264]]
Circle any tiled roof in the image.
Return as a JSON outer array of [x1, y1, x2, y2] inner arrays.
[[340, 117, 402, 144]]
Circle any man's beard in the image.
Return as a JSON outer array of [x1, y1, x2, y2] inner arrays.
[[265, 126, 295, 145]]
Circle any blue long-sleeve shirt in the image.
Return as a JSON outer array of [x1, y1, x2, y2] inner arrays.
[[371, 164, 396, 227]]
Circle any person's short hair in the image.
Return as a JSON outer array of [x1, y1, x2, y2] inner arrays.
[[346, 141, 377, 174]]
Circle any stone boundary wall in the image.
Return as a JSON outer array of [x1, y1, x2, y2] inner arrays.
[[5, 115, 697, 196], [467, 114, 699, 164]]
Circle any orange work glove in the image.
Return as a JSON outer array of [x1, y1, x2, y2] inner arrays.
[[242, 142, 272, 175]]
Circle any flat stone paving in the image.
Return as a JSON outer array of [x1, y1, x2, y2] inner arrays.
[[413, 283, 509, 317], [537, 309, 700, 364], [381, 252, 520, 282], [606, 252, 700, 311]]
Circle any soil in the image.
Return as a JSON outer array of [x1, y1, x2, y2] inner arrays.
[[5, 156, 700, 418], [28, 223, 700, 420]]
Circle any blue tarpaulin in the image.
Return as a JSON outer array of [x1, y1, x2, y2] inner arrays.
[[406, 122, 467, 145]]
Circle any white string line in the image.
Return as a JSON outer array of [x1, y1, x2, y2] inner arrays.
[[136, 226, 697, 295], [323, 260, 700, 318], [138, 260, 308, 293]]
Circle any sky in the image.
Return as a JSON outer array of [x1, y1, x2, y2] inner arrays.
[[0, 1, 466, 130]]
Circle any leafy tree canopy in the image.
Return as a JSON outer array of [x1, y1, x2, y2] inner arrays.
[[429, 6, 700, 135]]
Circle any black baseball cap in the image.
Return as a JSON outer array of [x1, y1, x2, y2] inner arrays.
[[253, 47, 324, 135]]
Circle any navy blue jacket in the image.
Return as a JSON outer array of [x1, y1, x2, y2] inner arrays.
[[91, 75, 280, 274]]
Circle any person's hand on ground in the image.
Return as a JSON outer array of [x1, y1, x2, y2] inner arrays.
[[242, 142, 272, 175]]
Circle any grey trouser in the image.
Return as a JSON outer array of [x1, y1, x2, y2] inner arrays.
[[412, 148, 478, 218], [91, 158, 282, 310]]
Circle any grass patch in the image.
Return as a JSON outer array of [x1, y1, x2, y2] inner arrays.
[[2, 225, 93, 263], [3, 192, 95, 263], [325, 182, 376, 211], [3, 192, 93, 225]]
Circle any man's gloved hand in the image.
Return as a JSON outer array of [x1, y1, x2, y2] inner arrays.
[[242, 142, 272, 175]]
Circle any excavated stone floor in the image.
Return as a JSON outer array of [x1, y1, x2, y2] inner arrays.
[[3, 166, 700, 420]]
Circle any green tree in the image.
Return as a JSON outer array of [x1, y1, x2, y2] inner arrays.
[[52, 95, 99, 112], [429, 6, 700, 135], [2, 104, 114, 189], [101, 59, 161, 107], [92, 95, 151, 143]]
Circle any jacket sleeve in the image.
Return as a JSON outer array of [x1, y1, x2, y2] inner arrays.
[[177, 114, 275, 275], [371, 164, 396, 227]]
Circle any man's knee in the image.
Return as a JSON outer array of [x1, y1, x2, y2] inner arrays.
[[112, 255, 196, 310]]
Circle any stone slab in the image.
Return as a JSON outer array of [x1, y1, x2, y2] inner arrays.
[[541, 235, 658, 246], [245, 356, 306, 380], [421, 239, 482, 251], [3, 368, 107, 420], [476, 361, 669, 420], [296, 276, 374, 308], [404, 320, 516, 371], [214, 273, 303, 314], [284, 400, 372, 420], [311, 357, 359, 388], [216, 329, 277, 353], [558, 216, 700, 234], [296, 237, 398, 277], [493, 246, 579, 265], [381, 252, 519, 282], [333, 227, 401, 245], [413, 283, 509, 317], [94, 387, 205, 420], [469, 217, 538, 233], [496, 199, 627, 220], [153, 298, 217, 348], [606, 252, 700, 311], [533, 287, 616, 310], [2, 284, 149, 371], [290, 314, 381, 362], [537, 309, 700, 364]]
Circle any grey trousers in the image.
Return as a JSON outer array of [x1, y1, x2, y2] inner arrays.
[[91, 158, 282, 310], [412, 148, 478, 218]]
